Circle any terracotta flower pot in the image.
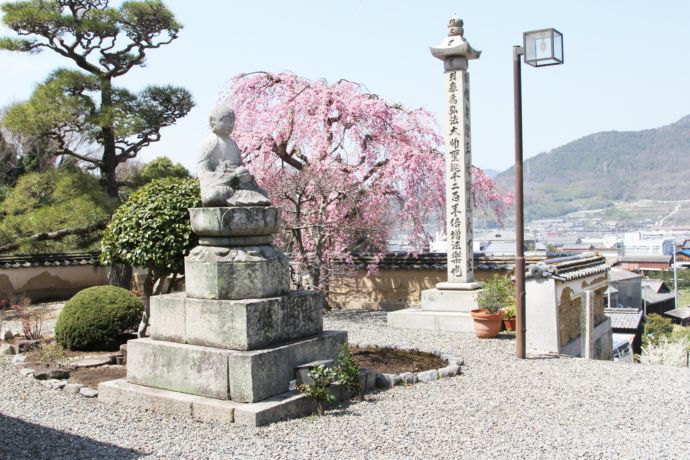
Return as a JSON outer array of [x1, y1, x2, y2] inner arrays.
[[503, 318, 516, 332], [470, 309, 505, 339]]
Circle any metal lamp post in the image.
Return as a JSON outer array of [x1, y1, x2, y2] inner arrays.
[[513, 28, 564, 359]]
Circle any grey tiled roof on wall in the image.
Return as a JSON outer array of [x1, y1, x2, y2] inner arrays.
[[605, 308, 643, 330], [343, 252, 547, 271], [0, 251, 101, 269], [526, 252, 609, 281]]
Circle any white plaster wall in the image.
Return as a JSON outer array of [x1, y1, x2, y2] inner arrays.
[[0, 265, 109, 301], [526, 277, 558, 353]]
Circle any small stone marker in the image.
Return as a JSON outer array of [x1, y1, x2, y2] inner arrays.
[[79, 387, 98, 398]]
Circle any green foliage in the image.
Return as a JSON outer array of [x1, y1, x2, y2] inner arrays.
[[477, 275, 515, 313], [2, 69, 193, 157], [297, 364, 336, 415], [336, 344, 362, 399], [0, 169, 116, 253], [0, 1, 192, 198], [502, 303, 516, 320], [137, 156, 189, 185], [54, 285, 143, 350], [643, 313, 674, 347], [101, 177, 200, 278]]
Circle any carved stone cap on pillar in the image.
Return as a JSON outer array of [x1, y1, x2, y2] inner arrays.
[[430, 15, 481, 71], [189, 207, 281, 246]]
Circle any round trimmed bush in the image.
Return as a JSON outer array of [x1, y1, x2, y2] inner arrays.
[[55, 285, 143, 351]]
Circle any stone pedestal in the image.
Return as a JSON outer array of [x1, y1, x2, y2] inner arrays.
[[100, 206, 347, 425], [388, 288, 481, 332]]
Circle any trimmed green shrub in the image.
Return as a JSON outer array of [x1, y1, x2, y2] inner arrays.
[[55, 286, 143, 350]]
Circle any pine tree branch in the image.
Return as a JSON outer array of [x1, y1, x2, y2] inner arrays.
[[0, 219, 109, 254]]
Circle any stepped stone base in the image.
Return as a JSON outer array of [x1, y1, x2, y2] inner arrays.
[[184, 245, 289, 300], [127, 331, 347, 403], [150, 290, 323, 350], [387, 308, 475, 332], [420, 288, 482, 312], [388, 286, 481, 332], [98, 379, 317, 427]]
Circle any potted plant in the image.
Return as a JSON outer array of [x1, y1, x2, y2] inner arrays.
[[502, 303, 516, 332], [471, 275, 513, 338]]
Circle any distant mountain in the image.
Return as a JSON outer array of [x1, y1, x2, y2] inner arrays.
[[494, 115, 690, 220], [481, 168, 500, 178]]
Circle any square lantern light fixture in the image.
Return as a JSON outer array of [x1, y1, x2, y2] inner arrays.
[[523, 28, 563, 67]]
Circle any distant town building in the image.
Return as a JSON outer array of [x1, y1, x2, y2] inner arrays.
[[622, 231, 675, 256], [473, 230, 536, 255], [608, 268, 642, 309], [619, 255, 672, 272]]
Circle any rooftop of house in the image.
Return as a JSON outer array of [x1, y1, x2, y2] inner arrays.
[[604, 308, 644, 330], [642, 290, 676, 305], [641, 279, 669, 293], [664, 306, 690, 321], [619, 255, 672, 264], [609, 267, 643, 282]]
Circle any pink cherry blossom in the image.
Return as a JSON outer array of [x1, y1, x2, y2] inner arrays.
[[221, 72, 511, 294]]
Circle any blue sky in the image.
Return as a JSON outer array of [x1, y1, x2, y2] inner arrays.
[[2, 0, 690, 173]]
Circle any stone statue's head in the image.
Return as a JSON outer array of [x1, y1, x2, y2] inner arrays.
[[209, 105, 235, 135]]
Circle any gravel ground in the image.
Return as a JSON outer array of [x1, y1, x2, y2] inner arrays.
[[1, 310, 689, 459]]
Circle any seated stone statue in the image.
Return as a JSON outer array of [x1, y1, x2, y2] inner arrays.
[[197, 105, 270, 207]]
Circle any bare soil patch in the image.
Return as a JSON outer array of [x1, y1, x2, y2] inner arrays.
[[351, 346, 446, 374], [69, 366, 126, 389]]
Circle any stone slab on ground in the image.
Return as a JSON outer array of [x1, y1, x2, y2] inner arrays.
[[68, 356, 113, 368], [126, 331, 347, 403], [150, 290, 323, 350], [98, 379, 317, 427], [387, 308, 475, 332]]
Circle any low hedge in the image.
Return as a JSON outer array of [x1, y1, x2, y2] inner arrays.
[[54, 285, 143, 351]]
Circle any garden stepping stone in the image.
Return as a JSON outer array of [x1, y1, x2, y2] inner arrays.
[[69, 356, 113, 368], [79, 387, 98, 398]]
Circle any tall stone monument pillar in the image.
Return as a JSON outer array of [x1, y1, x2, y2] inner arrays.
[[432, 16, 481, 290], [388, 16, 483, 332]]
